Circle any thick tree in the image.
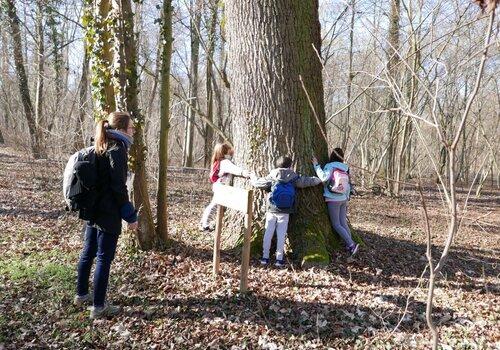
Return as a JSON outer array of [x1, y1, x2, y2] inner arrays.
[[225, 0, 341, 265]]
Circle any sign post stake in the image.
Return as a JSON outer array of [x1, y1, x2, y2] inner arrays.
[[210, 184, 254, 292], [213, 205, 225, 276]]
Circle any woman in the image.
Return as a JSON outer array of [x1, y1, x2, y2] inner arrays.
[[73, 111, 138, 319], [312, 148, 359, 256]]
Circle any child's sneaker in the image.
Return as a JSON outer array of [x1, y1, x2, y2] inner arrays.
[[199, 224, 215, 232], [73, 294, 92, 307], [274, 259, 286, 268], [349, 243, 359, 256], [259, 257, 270, 266]]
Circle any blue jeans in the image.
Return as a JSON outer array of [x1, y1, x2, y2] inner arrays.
[[327, 201, 355, 248], [76, 224, 119, 307]]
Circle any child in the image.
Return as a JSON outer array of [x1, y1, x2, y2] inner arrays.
[[200, 142, 251, 231], [312, 148, 359, 256], [250, 156, 321, 267]]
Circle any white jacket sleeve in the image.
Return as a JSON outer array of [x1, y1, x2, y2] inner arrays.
[[314, 164, 332, 183], [219, 159, 244, 177]]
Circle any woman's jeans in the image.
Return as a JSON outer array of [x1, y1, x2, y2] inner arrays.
[[76, 224, 119, 307], [327, 200, 355, 248]]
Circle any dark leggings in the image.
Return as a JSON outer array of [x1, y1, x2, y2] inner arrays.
[[76, 224, 119, 307]]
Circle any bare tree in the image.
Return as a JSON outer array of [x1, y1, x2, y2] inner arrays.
[[3, 0, 46, 158], [156, 0, 174, 243]]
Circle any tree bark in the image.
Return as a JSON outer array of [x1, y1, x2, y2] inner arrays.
[[112, 0, 156, 249], [204, 0, 217, 167], [226, 0, 341, 265], [88, 0, 116, 114], [4, 0, 46, 158], [343, 0, 355, 150], [47, 6, 64, 131], [183, 0, 202, 167], [74, 49, 90, 151], [384, 0, 401, 195], [35, 1, 45, 152], [156, 0, 174, 244]]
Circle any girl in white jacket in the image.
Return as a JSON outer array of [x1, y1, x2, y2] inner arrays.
[[200, 143, 251, 231]]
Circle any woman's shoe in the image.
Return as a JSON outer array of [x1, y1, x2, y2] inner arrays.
[[90, 303, 121, 319], [73, 294, 92, 307]]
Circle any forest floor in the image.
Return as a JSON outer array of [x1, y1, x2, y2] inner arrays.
[[0, 145, 499, 349]]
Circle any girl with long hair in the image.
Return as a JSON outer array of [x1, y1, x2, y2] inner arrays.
[[74, 111, 138, 319]]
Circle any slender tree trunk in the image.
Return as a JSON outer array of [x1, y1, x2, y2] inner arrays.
[[385, 0, 401, 195], [112, 0, 156, 249], [35, 1, 45, 153], [343, 0, 355, 150], [183, 0, 202, 167], [74, 49, 90, 151], [204, 0, 217, 167], [47, 6, 63, 131], [88, 0, 116, 114], [394, 13, 420, 195], [156, 0, 173, 243], [4, 0, 45, 158], [226, 0, 345, 265]]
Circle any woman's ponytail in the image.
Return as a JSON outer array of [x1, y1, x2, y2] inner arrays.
[[95, 119, 109, 155], [94, 112, 131, 155]]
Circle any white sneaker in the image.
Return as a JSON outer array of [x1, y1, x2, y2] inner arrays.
[[350, 244, 360, 256]]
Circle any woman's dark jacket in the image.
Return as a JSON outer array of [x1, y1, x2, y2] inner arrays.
[[89, 140, 137, 234]]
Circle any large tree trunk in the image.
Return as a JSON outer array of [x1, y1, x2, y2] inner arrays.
[[4, 0, 46, 158], [113, 0, 156, 249], [156, 0, 173, 244], [182, 0, 202, 167], [226, 0, 340, 265]]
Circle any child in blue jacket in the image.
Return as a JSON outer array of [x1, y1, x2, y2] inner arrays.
[[251, 156, 321, 267]]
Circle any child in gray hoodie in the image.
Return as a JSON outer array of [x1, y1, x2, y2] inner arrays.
[[250, 156, 321, 267]]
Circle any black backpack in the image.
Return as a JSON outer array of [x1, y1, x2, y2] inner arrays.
[[63, 147, 99, 220]]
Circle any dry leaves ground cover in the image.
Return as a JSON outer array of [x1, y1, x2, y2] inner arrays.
[[0, 145, 498, 349]]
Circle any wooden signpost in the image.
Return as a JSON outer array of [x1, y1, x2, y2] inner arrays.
[[212, 184, 253, 292]]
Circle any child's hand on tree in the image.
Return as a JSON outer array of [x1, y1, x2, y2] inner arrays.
[[127, 221, 138, 231], [311, 156, 319, 166]]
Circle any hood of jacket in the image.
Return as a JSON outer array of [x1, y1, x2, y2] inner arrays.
[[327, 161, 349, 172], [269, 168, 299, 183]]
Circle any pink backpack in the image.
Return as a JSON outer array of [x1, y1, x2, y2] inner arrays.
[[327, 168, 350, 194]]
